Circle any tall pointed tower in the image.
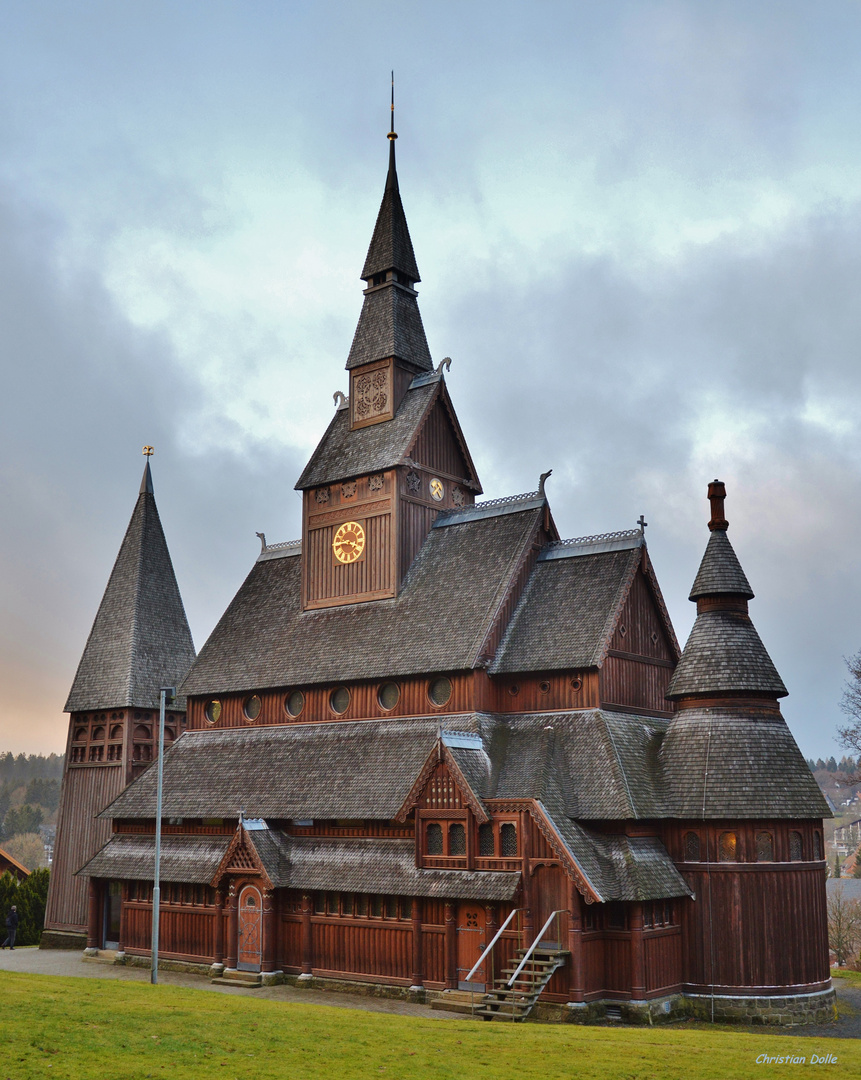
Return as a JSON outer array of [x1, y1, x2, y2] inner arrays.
[[661, 481, 832, 1021], [42, 460, 196, 947], [296, 120, 481, 610]]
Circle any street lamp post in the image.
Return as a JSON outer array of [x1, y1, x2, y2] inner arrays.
[[151, 685, 176, 986]]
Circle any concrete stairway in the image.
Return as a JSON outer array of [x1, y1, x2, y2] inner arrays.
[[473, 948, 567, 1022]]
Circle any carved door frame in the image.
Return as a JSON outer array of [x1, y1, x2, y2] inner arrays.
[[237, 883, 263, 972]]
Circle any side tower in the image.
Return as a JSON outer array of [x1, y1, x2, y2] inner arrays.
[[661, 481, 832, 1024], [42, 460, 196, 948]]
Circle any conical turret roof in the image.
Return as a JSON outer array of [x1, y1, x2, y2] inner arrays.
[[666, 481, 785, 700], [65, 462, 196, 712]]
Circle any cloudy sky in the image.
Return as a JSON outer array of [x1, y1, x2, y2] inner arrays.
[[1, 1, 860, 760]]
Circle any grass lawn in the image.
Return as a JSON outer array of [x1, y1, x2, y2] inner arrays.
[[0, 972, 858, 1080]]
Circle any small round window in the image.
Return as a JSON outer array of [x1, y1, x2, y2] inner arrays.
[[377, 682, 400, 711], [205, 700, 222, 724], [428, 677, 452, 707], [285, 690, 305, 718], [330, 686, 351, 715], [570, 677, 582, 693], [539, 681, 551, 694], [244, 694, 262, 722]]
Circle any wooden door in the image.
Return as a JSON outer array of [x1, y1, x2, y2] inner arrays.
[[532, 865, 566, 948], [456, 903, 487, 990], [237, 885, 262, 971], [103, 881, 122, 949]]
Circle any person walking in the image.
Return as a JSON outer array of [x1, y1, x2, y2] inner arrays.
[[2, 905, 19, 949]]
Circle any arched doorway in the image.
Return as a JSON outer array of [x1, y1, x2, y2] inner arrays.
[[456, 903, 487, 990], [237, 885, 263, 972]]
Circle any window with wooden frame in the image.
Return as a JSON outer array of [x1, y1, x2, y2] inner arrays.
[[643, 901, 675, 929], [755, 831, 774, 862], [475, 819, 518, 860], [606, 903, 627, 930], [718, 831, 737, 862], [814, 831, 823, 861], [684, 831, 701, 861], [449, 823, 466, 856], [427, 822, 443, 855], [582, 906, 598, 932], [789, 830, 804, 861]]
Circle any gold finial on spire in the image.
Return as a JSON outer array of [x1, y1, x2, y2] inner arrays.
[[142, 445, 154, 457], [388, 70, 397, 141]]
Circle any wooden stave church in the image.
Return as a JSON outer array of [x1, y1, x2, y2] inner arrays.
[[44, 127, 833, 1024]]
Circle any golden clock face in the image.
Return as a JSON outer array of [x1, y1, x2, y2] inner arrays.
[[333, 520, 366, 564], [429, 477, 444, 502]]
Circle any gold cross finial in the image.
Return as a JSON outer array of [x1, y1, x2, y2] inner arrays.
[[142, 445, 154, 457]]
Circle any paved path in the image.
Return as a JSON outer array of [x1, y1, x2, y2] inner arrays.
[[1, 949, 859, 1037]]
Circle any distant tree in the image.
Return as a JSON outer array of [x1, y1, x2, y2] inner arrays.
[[816, 758, 827, 770], [24, 778, 60, 813], [1, 804, 43, 841], [828, 885, 861, 966], [3, 833, 47, 871], [0, 868, 50, 946], [827, 757, 838, 773], [839, 652, 861, 781], [807, 758, 816, 772], [854, 856, 861, 880]]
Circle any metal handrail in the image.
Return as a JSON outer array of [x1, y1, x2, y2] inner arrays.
[[507, 910, 564, 988], [464, 907, 523, 984]]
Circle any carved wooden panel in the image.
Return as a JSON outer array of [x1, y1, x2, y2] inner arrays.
[[350, 360, 393, 430]]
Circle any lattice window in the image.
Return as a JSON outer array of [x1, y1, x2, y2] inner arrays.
[[814, 831, 823, 861], [385, 897, 398, 919], [501, 823, 518, 856], [479, 823, 494, 856], [229, 843, 257, 870], [755, 831, 774, 862], [314, 894, 325, 914], [356, 895, 368, 917], [449, 823, 466, 855], [718, 832, 737, 862], [684, 831, 701, 861], [342, 894, 353, 915], [371, 896, 383, 918], [789, 831, 804, 861], [427, 823, 443, 855], [582, 906, 597, 932]]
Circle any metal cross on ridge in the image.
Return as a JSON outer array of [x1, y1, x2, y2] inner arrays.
[[638, 514, 648, 534]]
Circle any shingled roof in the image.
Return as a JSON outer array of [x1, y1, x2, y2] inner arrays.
[[491, 537, 650, 674], [77, 833, 230, 883], [297, 379, 436, 490], [689, 529, 754, 601], [181, 500, 543, 694], [666, 610, 787, 699], [660, 708, 830, 818], [361, 137, 420, 284], [346, 283, 432, 371], [65, 462, 196, 712]]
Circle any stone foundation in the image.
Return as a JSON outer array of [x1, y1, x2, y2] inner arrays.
[[40, 929, 87, 950], [685, 987, 836, 1026]]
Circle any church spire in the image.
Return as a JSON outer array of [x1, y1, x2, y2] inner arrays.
[[346, 89, 431, 374], [359, 86, 421, 288]]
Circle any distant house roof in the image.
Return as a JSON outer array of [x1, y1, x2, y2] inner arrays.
[[0, 846, 31, 879], [65, 462, 196, 712]]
